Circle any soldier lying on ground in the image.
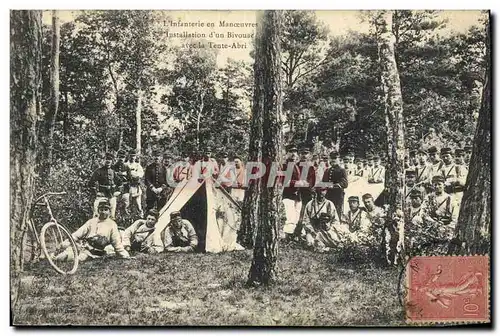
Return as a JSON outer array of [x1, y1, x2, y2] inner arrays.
[[53, 199, 131, 262], [161, 211, 198, 253], [122, 209, 159, 254]]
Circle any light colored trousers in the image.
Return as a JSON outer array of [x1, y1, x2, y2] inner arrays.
[[282, 199, 302, 234]]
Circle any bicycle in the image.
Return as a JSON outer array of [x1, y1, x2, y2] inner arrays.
[[23, 191, 79, 275]]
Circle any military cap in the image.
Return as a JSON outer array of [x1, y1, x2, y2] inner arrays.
[[417, 148, 428, 155], [372, 154, 380, 160], [147, 209, 159, 219], [409, 149, 417, 157], [362, 193, 373, 200], [117, 149, 127, 158], [365, 154, 373, 160], [329, 151, 339, 159], [405, 169, 417, 177], [354, 157, 361, 163], [432, 175, 445, 183], [97, 198, 111, 209], [464, 145, 473, 152], [286, 144, 298, 152], [315, 186, 328, 192], [427, 146, 438, 154], [152, 149, 162, 156], [409, 188, 424, 198], [348, 196, 359, 202], [205, 146, 213, 152], [105, 152, 114, 160], [321, 155, 329, 160], [219, 151, 229, 157], [299, 144, 311, 153], [455, 148, 464, 156], [170, 211, 181, 219], [440, 147, 453, 156]]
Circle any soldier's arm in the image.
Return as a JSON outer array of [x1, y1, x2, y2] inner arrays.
[[110, 224, 130, 258], [185, 221, 199, 250], [150, 230, 165, 253], [88, 169, 100, 192], [122, 220, 141, 248], [339, 170, 348, 188]]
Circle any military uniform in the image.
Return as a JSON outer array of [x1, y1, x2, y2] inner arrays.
[[440, 148, 466, 193], [113, 151, 132, 217], [424, 176, 458, 241], [427, 146, 444, 179], [122, 210, 158, 253], [157, 212, 198, 253], [89, 153, 121, 219], [145, 154, 170, 212], [367, 155, 385, 184], [281, 152, 302, 236], [322, 152, 348, 216], [303, 194, 340, 250]]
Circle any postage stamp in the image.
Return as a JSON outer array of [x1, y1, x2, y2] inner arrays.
[[406, 255, 490, 324]]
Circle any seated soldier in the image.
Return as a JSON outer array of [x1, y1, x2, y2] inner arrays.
[[122, 209, 159, 254], [163, 211, 198, 253], [303, 187, 341, 252], [422, 175, 458, 241], [54, 199, 130, 262], [362, 193, 388, 260], [340, 196, 371, 244], [405, 187, 427, 251]]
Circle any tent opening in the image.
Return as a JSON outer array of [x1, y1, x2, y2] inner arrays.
[[180, 181, 208, 252]]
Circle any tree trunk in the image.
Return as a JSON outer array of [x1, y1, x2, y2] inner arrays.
[[43, 10, 60, 175], [196, 92, 205, 150], [377, 11, 406, 265], [10, 9, 42, 312], [450, 18, 491, 255], [136, 90, 142, 154], [247, 10, 283, 287]]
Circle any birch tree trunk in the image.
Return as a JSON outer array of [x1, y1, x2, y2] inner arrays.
[[377, 11, 406, 264], [247, 10, 283, 286], [450, 18, 491, 255], [10, 9, 42, 311], [136, 90, 142, 154]]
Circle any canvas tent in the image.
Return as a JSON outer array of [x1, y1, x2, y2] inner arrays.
[[152, 177, 244, 253]]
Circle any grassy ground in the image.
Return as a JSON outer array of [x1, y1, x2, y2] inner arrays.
[[13, 245, 405, 326]]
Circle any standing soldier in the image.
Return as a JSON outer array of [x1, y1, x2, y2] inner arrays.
[[439, 147, 466, 194], [145, 150, 169, 212], [322, 151, 348, 216], [427, 146, 443, 178], [230, 156, 246, 203], [297, 145, 316, 208], [192, 146, 220, 181], [455, 148, 469, 181], [415, 148, 433, 193], [354, 157, 366, 178], [127, 152, 145, 219], [173, 151, 193, 183], [113, 149, 132, 218], [367, 155, 385, 184], [409, 149, 419, 170], [404, 188, 427, 252], [89, 152, 120, 219], [281, 145, 302, 239], [404, 169, 418, 200], [463, 145, 473, 164]]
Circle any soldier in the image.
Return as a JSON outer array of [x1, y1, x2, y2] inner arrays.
[[463, 145, 473, 164], [409, 149, 419, 170], [320, 154, 330, 169], [415, 148, 433, 192], [113, 149, 132, 218], [173, 151, 193, 183], [230, 156, 246, 203], [404, 169, 419, 200], [281, 145, 302, 239], [161, 211, 198, 253], [341, 196, 371, 243], [53, 199, 131, 262], [440, 147, 466, 193], [303, 187, 341, 252], [89, 152, 121, 219], [127, 152, 145, 219], [455, 148, 469, 181], [145, 150, 169, 212], [297, 145, 316, 208], [427, 146, 443, 178], [367, 155, 385, 184], [343, 153, 355, 176], [424, 175, 458, 241], [362, 193, 387, 260], [122, 209, 159, 254], [322, 151, 348, 216], [404, 188, 427, 251], [192, 146, 220, 181], [354, 157, 366, 178]]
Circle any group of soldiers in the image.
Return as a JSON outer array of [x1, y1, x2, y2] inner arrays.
[[279, 143, 472, 263], [60, 141, 472, 264]]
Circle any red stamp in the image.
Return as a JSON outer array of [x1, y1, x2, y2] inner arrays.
[[406, 255, 489, 323]]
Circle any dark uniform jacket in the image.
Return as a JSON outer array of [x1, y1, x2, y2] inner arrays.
[[145, 162, 169, 189], [112, 161, 132, 193], [297, 160, 316, 203], [89, 166, 120, 198], [281, 161, 301, 201], [322, 164, 348, 213]]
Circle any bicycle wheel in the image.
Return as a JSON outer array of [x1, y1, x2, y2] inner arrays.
[[40, 222, 79, 274]]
